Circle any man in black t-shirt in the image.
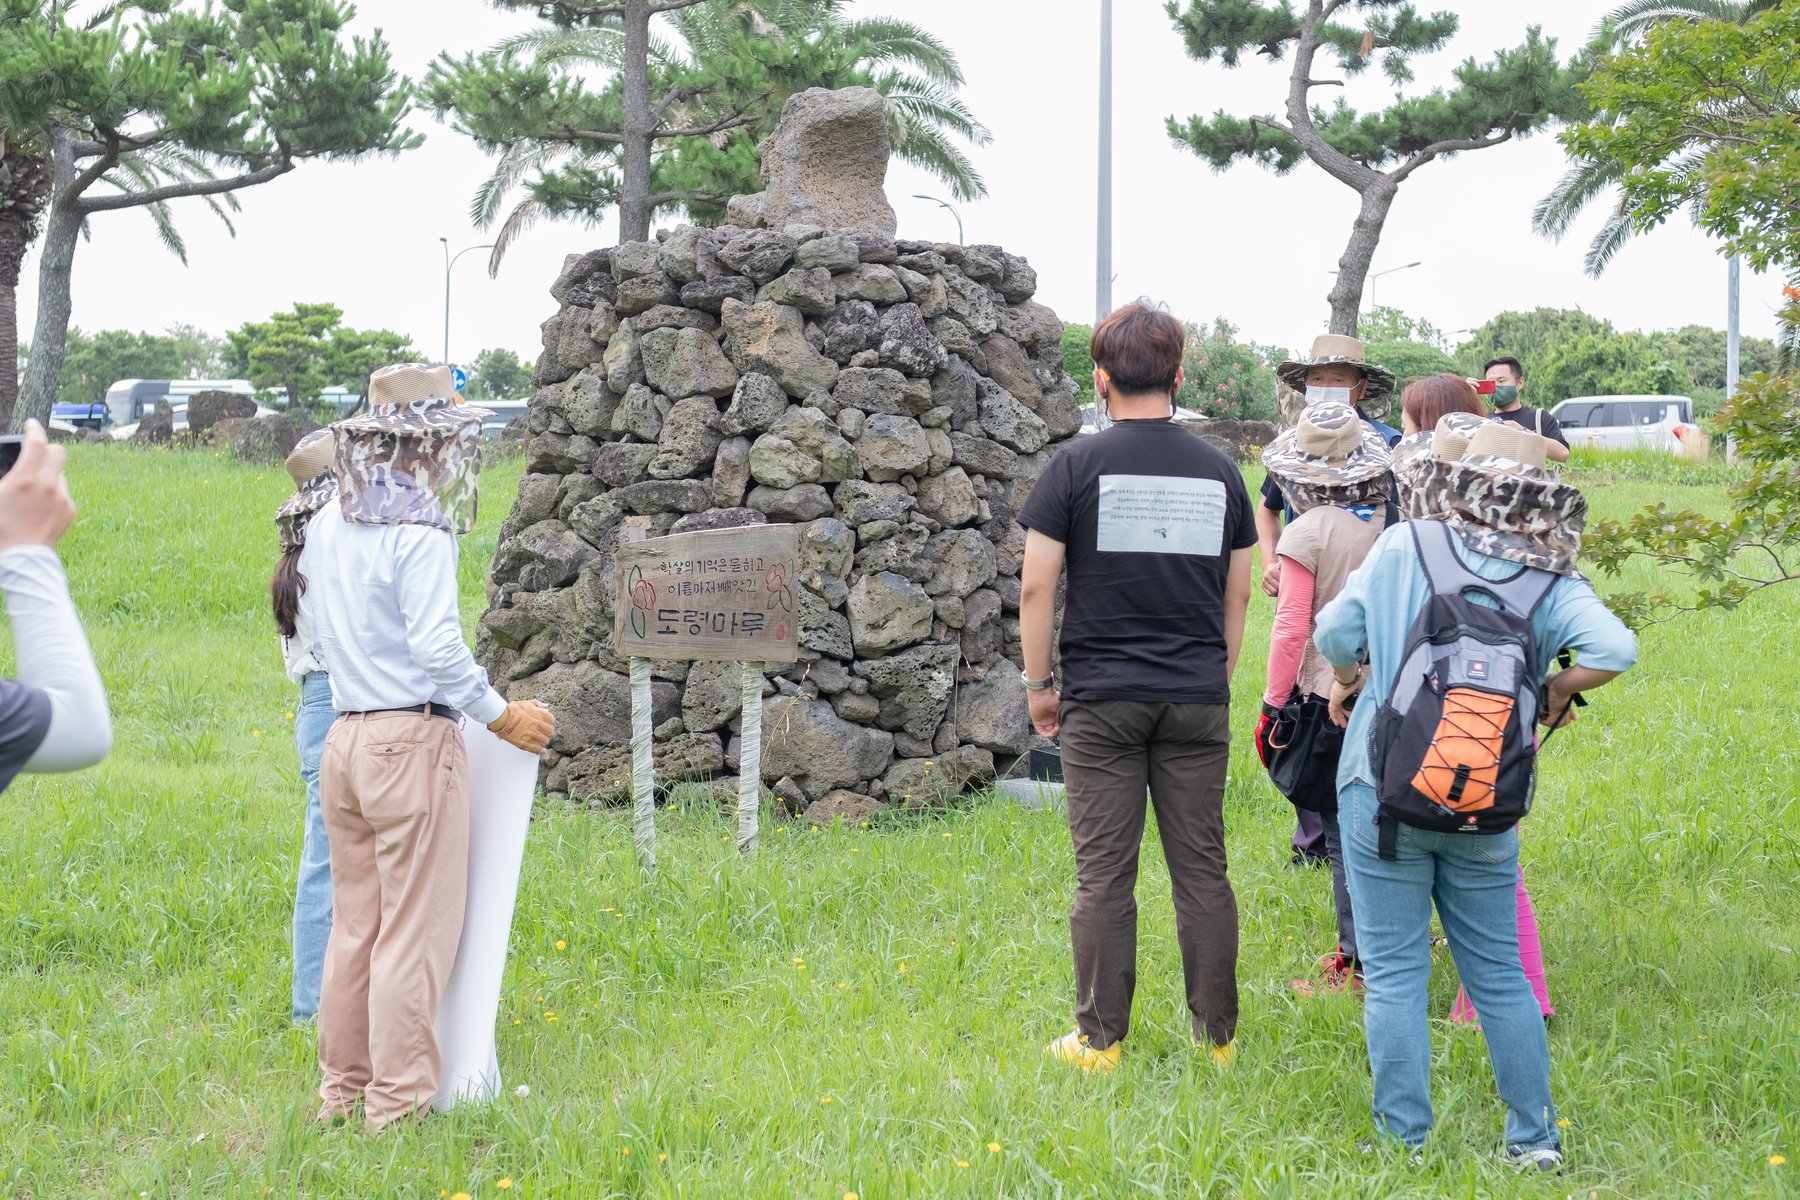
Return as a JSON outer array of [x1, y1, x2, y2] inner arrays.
[[1484, 356, 1570, 462], [1019, 303, 1255, 1071]]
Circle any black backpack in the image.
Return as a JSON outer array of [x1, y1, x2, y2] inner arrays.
[[1368, 522, 1560, 860]]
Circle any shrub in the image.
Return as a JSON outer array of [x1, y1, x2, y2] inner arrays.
[[1060, 322, 1095, 408], [1175, 317, 1279, 422]]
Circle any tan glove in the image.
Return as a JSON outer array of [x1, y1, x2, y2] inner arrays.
[[488, 700, 555, 755]]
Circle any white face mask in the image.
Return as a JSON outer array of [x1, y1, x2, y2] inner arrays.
[[1306, 385, 1355, 407]]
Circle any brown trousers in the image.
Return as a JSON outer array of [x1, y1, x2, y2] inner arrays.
[[317, 710, 469, 1131], [1059, 699, 1238, 1050]]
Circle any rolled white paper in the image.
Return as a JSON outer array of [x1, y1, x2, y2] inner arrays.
[[430, 719, 539, 1110]]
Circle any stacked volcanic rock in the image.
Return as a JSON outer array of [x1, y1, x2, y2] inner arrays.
[[478, 228, 1081, 814]]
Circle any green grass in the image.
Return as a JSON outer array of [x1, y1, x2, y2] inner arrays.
[[2, 445, 1796, 1198]]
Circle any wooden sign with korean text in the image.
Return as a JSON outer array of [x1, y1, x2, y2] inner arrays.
[[615, 524, 800, 663]]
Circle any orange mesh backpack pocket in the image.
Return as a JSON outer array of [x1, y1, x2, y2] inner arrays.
[[1410, 687, 1515, 812]]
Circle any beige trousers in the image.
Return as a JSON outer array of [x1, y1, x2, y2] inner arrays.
[[317, 709, 468, 1131]]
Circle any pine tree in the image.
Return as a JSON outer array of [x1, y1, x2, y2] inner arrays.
[[1165, 1, 1597, 334], [0, 0, 419, 429]]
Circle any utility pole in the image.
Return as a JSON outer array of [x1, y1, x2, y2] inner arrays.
[[1096, 0, 1113, 324], [441, 238, 496, 367], [1726, 253, 1741, 462]]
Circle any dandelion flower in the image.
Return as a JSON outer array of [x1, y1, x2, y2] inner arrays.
[[621, 1147, 631, 1156], [659, 1153, 668, 1162], [955, 1160, 969, 1169], [497, 1180, 514, 1191], [1557, 1118, 1571, 1128], [942, 832, 952, 839], [987, 1142, 1001, 1153], [556, 939, 567, 950], [837, 981, 847, 989], [252, 729, 262, 738], [820, 1096, 833, 1105], [898, 962, 907, 973], [1773, 1155, 1789, 1166], [285, 711, 295, 720], [845, 1193, 859, 1200], [453, 1194, 472, 1200]]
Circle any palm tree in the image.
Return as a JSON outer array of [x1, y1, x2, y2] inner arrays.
[[0, 130, 52, 426], [447, 0, 990, 273], [1533, 0, 1784, 276]]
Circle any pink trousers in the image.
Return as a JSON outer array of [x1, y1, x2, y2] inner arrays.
[[1452, 863, 1554, 1022]]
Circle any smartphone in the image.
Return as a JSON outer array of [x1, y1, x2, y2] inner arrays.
[[0, 434, 21, 478], [1473, 379, 1498, 396]]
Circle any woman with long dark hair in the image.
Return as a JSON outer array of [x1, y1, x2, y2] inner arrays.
[[273, 430, 338, 1022]]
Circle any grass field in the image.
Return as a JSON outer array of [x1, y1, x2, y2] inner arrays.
[[2, 443, 1796, 1198]]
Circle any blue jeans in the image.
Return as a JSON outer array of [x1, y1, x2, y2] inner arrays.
[[1340, 781, 1558, 1152], [292, 672, 337, 1021]]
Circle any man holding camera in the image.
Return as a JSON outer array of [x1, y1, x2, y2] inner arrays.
[[1483, 357, 1570, 462]]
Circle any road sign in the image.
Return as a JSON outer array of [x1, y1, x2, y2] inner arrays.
[[451, 367, 468, 392]]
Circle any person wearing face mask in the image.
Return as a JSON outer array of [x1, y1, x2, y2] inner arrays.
[[1482, 357, 1569, 463], [1257, 335, 1399, 868]]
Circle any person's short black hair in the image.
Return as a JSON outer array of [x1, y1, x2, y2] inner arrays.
[[1483, 356, 1525, 382]]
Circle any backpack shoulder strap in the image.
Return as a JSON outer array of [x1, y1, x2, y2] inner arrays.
[[1418, 520, 1559, 617]]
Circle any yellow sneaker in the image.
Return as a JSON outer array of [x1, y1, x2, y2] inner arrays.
[[1206, 1041, 1237, 1068], [1045, 1029, 1120, 1073]]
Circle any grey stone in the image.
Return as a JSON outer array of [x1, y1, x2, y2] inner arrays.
[[614, 272, 678, 315], [915, 466, 980, 527], [833, 366, 917, 416], [611, 383, 671, 442], [798, 588, 854, 659], [711, 436, 752, 507], [669, 506, 766, 535], [185, 391, 254, 432], [855, 640, 956, 738], [592, 440, 658, 488], [831, 690, 881, 722], [837, 407, 866, 439], [568, 493, 626, 546], [640, 326, 740, 401], [932, 357, 982, 429], [894, 265, 947, 318], [526, 431, 597, 475], [511, 473, 564, 527], [552, 370, 617, 437], [511, 660, 677, 757], [720, 298, 840, 398], [758, 267, 835, 316], [603, 325, 643, 393], [1039, 376, 1086, 440], [819, 300, 881, 363], [838, 263, 907, 305], [997, 300, 1062, 350], [617, 478, 710, 514], [648, 395, 725, 479], [945, 271, 999, 336], [801, 791, 885, 825], [769, 406, 856, 481], [682, 659, 742, 733], [956, 666, 1034, 757], [723, 191, 768, 229], [493, 520, 595, 592], [556, 474, 605, 522], [659, 226, 722, 283], [717, 229, 798, 285], [747, 482, 833, 522], [976, 379, 1050, 454], [934, 595, 966, 629], [798, 517, 853, 595], [747, 433, 822, 489], [958, 245, 1006, 285], [720, 372, 788, 436], [847, 571, 934, 653], [930, 316, 980, 363], [919, 528, 997, 597], [834, 479, 914, 525], [878, 302, 947, 376], [551, 248, 615, 308], [854, 233, 898, 263], [884, 746, 995, 809], [628, 304, 717, 334], [924, 426, 954, 476], [979, 334, 1042, 409], [680, 276, 756, 313], [997, 252, 1039, 302], [856, 413, 931, 482], [760, 696, 895, 799], [794, 234, 860, 272], [749, 86, 897, 238], [611, 240, 662, 280], [854, 523, 930, 583]]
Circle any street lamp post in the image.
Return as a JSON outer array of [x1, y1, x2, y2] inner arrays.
[[440, 238, 496, 367], [1369, 261, 1422, 310], [1096, 0, 1113, 323], [910, 194, 964, 244]]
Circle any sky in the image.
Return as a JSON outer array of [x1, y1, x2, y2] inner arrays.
[[16, 0, 1783, 381]]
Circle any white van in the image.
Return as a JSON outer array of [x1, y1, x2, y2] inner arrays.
[[1550, 395, 1701, 455]]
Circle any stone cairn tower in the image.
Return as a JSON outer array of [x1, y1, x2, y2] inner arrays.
[[478, 87, 1082, 817]]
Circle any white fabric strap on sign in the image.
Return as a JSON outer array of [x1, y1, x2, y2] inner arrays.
[[629, 657, 656, 872], [737, 662, 762, 852]]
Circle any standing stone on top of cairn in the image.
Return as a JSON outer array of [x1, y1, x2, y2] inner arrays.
[[724, 86, 898, 238], [479, 86, 1083, 821]]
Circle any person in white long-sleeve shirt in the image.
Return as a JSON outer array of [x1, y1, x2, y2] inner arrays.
[[0, 422, 110, 791], [300, 364, 552, 1134]]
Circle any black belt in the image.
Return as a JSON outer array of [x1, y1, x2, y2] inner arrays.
[[351, 702, 461, 722]]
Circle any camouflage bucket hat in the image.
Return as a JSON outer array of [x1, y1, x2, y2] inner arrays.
[[1413, 422, 1587, 576], [1263, 401, 1389, 487], [1274, 333, 1397, 423], [333, 390, 491, 535], [275, 429, 338, 553], [1394, 411, 1489, 518]]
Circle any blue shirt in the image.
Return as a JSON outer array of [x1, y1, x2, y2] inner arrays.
[[1313, 521, 1638, 790]]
